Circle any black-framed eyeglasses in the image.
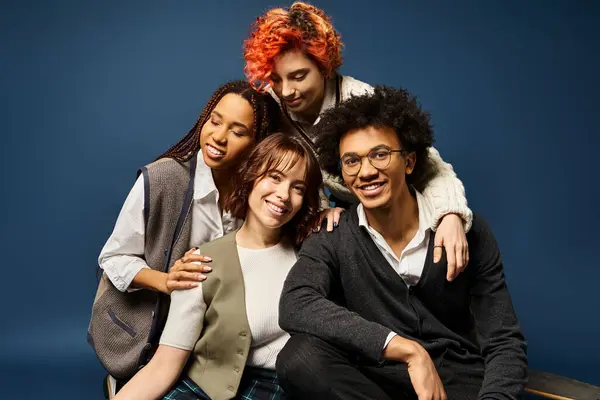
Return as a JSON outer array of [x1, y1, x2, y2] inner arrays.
[[340, 147, 408, 176]]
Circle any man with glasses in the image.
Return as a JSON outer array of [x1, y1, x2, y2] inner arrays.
[[276, 86, 527, 400]]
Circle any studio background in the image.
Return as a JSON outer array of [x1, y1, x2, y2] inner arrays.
[[1, 0, 598, 398]]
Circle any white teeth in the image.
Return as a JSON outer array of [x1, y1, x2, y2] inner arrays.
[[266, 201, 285, 214], [207, 145, 224, 156], [363, 183, 382, 190]]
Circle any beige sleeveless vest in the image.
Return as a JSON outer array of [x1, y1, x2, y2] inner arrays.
[[186, 231, 253, 400]]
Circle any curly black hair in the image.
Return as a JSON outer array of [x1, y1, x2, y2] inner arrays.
[[315, 85, 436, 190]]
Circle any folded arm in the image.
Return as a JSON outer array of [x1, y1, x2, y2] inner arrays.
[[279, 234, 392, 362]]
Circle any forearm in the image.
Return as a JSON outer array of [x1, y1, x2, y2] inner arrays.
[[281, 235, 394, 361], [131, 268, 168, 294], [99, 175, 152, 292], [114, 365, 177, 400], [114, 345, 189, 400], [280, 260, 391, 362], [477, 339, 528, 400], [475, 294, 527, 399], [470, 216, 528, 398], [99, 254, 151, 293], [422, 147, 472, 231], [382, 334, 422, 362], [281, 292, 391, 362]]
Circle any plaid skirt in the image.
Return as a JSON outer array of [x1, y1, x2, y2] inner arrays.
[[163, 366, 288, 400]]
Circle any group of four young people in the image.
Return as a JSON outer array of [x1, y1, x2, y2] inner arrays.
[[96, 2, 526, 400]]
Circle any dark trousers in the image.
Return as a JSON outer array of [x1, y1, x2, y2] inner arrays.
[[276, 334, 485, 400]]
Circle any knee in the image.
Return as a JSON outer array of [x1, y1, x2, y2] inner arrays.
[[276, 334, 331, 396]]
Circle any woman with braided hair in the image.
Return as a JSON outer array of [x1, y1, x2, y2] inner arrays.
[[244, 2, 472, 280], [98, 80, 280, 301], [91, 81, 282, 395]]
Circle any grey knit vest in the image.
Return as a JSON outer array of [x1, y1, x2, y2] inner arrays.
[[88, 154, 196, 380], [143, 155, 195, 272]]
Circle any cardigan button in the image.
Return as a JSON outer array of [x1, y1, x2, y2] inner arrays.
[[234, 366, 240, 372], [239, 331, 247, 337], [237, 348, 244, 355], [228, 386, 235, 392]]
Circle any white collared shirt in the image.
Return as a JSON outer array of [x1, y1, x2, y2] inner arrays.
[[357, 190, 433, 286], [98, 155, 241, 292], [357, 190, 433, 349]]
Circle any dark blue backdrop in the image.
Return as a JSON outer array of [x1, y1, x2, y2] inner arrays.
[[1, 1, 598, 398]]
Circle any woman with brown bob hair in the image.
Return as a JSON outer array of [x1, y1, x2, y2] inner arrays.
[[114, 133, 322, 400], [226, 132, 322, 248]]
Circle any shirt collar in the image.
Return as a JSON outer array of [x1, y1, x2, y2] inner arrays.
[[193, 152, 218, 200], [357, 189, 433, 236], [288, 75, 337, 126]]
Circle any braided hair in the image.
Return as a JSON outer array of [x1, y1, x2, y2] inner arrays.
[[156, 80, 280, 162]]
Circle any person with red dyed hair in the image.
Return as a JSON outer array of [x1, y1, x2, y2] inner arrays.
[[244, 2, 471, 280]]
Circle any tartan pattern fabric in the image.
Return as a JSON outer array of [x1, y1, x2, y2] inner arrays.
[[163, 377, 211, 400], [163, 367, 287, 400]]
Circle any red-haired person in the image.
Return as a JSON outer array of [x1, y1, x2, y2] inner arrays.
[[113, 133, 322, 400], [244, 2, 470, 279]]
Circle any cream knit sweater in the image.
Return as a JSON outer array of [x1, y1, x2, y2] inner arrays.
[[269, 75, 472, 231]]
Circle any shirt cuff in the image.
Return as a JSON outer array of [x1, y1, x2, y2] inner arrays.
[[102, 258, 149, 293], [125, 269, 148, 292], [383, 331, 397, 350]]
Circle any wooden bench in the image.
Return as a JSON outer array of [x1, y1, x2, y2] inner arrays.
[[104, 369, 600, 399], [526, 369, 599, 399]]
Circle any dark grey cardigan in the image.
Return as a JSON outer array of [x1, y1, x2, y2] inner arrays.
[[280, 208, 527, 399]]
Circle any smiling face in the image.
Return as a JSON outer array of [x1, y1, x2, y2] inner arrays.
[[245, 153, 308, 234], [270, 49, 325, 120], [340, 125, 416, 211], [199, 93, 255, 170]]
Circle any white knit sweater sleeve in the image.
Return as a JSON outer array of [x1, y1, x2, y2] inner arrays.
[[341, 75, 374, 99], [319, 188, 331, 210], [423, 147, 472, 232]]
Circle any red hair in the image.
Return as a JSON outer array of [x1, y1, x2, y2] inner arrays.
[[244, 2, 343, 91]]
